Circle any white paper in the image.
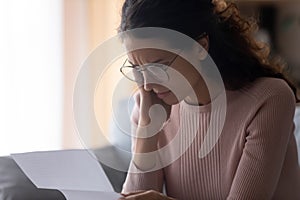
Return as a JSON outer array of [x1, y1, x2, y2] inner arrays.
[[11, 149, 121, 200]]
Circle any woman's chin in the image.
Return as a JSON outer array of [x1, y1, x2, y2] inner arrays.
[[162, 94, 181, 105]]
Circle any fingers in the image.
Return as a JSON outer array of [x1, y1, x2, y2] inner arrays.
[[138, 89, 172, 127], [132, 69, 144, 88], [119, 190, 176, 200], [121, 190, 145, 197]]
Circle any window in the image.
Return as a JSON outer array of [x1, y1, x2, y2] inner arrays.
[[0, 0, 63, 155]]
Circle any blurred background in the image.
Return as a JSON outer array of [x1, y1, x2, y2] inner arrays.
[[0, 0, 299, 156], [0, 0, 125, 155]]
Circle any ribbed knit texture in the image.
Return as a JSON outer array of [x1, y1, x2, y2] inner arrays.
[[122, 78, 300, 199]]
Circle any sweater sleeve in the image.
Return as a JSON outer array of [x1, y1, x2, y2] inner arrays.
[[122, 94, 164, 194], [227, 83, 296, 199], [122, 163, 164, 193]]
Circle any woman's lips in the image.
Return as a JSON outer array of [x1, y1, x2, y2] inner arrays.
[[156, 91, 171, 99]]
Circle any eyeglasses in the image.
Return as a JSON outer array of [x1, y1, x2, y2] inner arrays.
[[120, 33, 208, 84], [120, 52, 180, 84]]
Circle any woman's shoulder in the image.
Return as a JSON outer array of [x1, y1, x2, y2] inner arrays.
[[235, 77, 295, 103], [225, 77, 296, 114]]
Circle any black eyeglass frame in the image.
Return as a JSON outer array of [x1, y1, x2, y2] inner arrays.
[[119, 32, 208, 83], [120, 51, 180, 83]]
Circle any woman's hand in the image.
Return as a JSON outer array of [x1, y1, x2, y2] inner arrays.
[[138, 88, 171, 128], [119, 190, 176, 200], [132, 86, 171, 170], [132, 67, 171, 128]]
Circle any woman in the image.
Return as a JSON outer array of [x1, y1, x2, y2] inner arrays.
[[118, 0, 300, 199]]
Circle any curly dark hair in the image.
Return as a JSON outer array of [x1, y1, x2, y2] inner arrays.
[[119, 0, 299, 101]]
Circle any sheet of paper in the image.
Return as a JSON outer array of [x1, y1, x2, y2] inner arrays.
[[11, 149, 115, 193], [61, 190, 121, 200]]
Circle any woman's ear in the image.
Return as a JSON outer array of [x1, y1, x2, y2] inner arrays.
[[197, 36, 209, 60]]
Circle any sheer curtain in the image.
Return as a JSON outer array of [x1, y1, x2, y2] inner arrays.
[[0, 0, 63, 155]]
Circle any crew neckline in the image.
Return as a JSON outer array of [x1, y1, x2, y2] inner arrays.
[[180, 89, 227, 113], [180, 100, 212, 113]]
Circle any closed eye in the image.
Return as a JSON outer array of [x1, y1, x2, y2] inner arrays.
[[128, 59, 170, 67], [127, 61, 139, 68]]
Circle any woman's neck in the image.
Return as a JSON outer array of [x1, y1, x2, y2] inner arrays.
[[184, 78, 211, 106]]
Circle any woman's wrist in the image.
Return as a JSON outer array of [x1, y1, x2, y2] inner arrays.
[[138, 117, 151, 126], [132, 134, 159, 170], [134, 132, 158, 153]]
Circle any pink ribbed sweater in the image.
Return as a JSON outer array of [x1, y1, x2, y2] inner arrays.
[[122, 78, 300, 199]]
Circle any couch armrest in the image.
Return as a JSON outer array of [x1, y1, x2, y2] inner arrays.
[[0, 156, 66, 200]]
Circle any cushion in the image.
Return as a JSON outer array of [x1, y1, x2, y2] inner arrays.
[[94, 146, 130, 193]]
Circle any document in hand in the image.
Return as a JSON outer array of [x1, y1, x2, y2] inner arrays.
[[11, 149, 121, 200]]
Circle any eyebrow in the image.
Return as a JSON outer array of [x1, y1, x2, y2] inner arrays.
[[128, 60, 138, 66], [128, 58, 168, 66]]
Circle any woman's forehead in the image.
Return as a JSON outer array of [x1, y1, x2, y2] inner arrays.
[[127, 48, 176, 64], [124, 37, 179, 64], [124, 37, 177, 52], [129, 48, 174, 56]]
